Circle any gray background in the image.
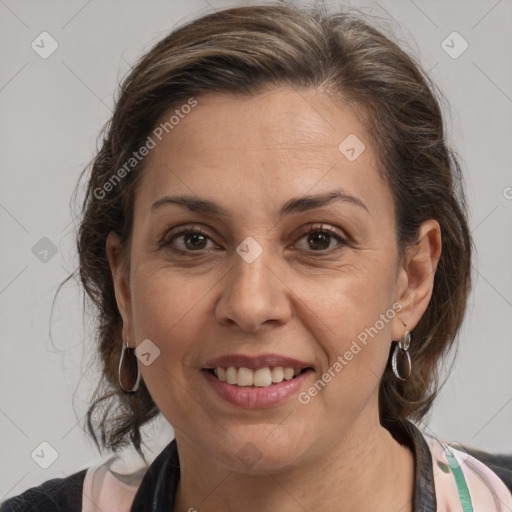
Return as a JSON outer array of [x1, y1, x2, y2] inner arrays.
[[1, 0, 511, 501]]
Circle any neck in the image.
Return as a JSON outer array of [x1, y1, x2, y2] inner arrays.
[[173, 417, 414, 512]]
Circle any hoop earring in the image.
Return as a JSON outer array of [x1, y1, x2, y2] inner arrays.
[[118, 338, 141, 392], [391, 331, 412, 381]]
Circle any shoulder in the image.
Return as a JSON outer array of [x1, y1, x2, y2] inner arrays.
[[423, 433, 512, 511], [461, 448, 512, 494], [0, 444, 152, 512], [80, 453, 148, 512], [0, 469, 86, 512], [1, 440, 179, 512]]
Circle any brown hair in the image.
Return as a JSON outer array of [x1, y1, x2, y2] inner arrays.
[[71, 3, 472, 457]]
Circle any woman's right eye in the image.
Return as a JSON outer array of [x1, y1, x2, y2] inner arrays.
[[160, 228, 219, 253]]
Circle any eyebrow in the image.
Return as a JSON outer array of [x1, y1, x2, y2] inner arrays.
[[151, 190, 369, 217]]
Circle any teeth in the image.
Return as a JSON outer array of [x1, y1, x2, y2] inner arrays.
[[237, 367, 254, 386], [226, 366, 237, 385], [271, 366, 284, 383], [212, 366, 306, 387], [284, 368, 295, 380], [254, 368, 272, 387]]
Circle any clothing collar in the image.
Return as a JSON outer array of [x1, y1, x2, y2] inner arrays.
[[129, 418, 436, 512], [382, 416, 437, 512]]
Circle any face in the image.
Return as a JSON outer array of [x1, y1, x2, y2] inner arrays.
[[108, 87, 434, 473]]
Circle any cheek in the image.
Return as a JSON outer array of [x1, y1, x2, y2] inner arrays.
[[300, 253, 397, 342], [128, 269, 209, 415], [131, 266, 206, 339], [296, 256, 397, 405]]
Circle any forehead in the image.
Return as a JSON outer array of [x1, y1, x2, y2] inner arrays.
[[135, 87, 390, 219]]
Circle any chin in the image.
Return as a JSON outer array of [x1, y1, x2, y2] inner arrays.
[[211, 424, 311, 474]]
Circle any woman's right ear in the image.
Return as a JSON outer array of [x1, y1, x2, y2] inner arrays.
[[106, 231, 131, 323]]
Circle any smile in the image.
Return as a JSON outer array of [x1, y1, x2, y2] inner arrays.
[[201, 367, 314, 409], [201, 353, 315, 408], [210, 366, 308, 387]]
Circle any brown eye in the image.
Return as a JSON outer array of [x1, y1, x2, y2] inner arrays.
[[180, 232, 209, 250], [294, 225, 346, 252], [160, 227, 218, 252]]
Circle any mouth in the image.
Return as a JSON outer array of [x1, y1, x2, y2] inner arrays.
[[202, 366, 315, 409], [204, 365, 313, 388], [201, 353, 315, 408]]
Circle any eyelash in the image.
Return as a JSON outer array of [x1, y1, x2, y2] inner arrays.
[[158, 224, 347, 255]]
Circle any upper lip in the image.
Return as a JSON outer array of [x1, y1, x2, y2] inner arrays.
[[202, 353, 313, 371]]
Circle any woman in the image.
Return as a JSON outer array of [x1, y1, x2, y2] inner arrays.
[[2, 3, 511, 511]]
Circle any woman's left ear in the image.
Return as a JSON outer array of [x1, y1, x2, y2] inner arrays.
[[391, 219, 442, 341]]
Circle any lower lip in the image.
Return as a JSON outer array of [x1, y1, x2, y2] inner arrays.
[[202, 369, 314, 409]]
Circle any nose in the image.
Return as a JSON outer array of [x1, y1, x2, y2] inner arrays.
[[215, 245, 292, 333]]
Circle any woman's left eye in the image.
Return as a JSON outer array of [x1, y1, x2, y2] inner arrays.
[[159, 224, 346, 254], [293, 225, 347, 252]]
